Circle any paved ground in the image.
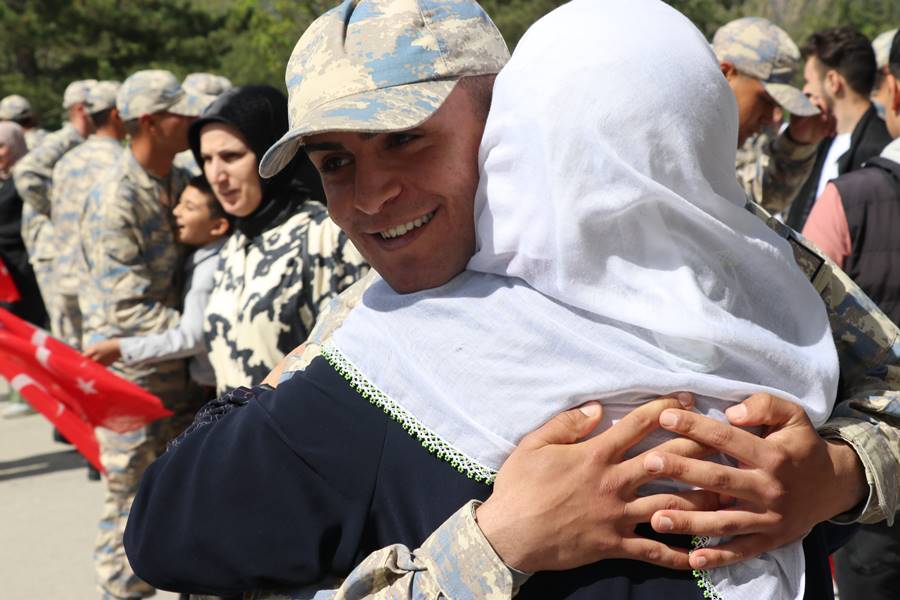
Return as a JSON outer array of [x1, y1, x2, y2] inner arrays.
[[0, 398, 178, 600]]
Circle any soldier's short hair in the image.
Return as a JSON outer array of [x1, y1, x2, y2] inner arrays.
[[90, 108, 115, 128], [802, 26, 877, 97], [457, 74, 497, 122], [123, 119, 140, 138]]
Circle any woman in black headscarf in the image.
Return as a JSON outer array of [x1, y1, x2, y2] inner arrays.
[[189, 86, 367, 394]]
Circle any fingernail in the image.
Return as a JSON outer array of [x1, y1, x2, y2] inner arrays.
[[677, 392, 693, 408], [693, 555, 708, 568], [656, 516, 673, 531], [644, 454, 665, 473], [579, 402, 601, 417], [659, 411, 678, 428], [726, 404, 747, 421]]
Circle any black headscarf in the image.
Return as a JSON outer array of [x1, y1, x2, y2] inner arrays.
[[188, 85, 325, 238]]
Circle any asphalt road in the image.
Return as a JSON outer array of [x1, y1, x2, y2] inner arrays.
[[0, 398, 178, 600]]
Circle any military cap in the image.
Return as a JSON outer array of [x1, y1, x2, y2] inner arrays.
[[0, 95, 34, 120], [63, 79, 98, 109], [259, 0, 509, 178], [713, 17, 819, 117], [86, 81, 121, 114], [873, 28, 899, 69], [183, 73, 233, 97], [117, 70, 211, 121]]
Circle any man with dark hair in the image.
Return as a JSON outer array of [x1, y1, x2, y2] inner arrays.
[[802, 29, 900, 600], [786, 26, 892, 230], [49, 81, 125, 350]]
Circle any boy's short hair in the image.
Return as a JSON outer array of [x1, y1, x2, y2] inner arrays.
[[187, 175, 234, 228]]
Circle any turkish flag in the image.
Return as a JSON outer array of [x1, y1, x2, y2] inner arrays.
[[0, 257, 20, 303], [0, 308, 173, 472]]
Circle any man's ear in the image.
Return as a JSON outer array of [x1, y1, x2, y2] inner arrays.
[[720, 60, 738, 80], [890, 73, 900, 115], [825, 69, 844, 97]]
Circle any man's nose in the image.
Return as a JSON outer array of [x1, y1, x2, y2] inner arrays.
[[354, 165, 402, 215]]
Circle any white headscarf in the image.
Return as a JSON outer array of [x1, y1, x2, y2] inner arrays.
[[329, 2, 838, 597]]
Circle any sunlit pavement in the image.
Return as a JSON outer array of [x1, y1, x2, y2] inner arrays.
[[0, 399, 178, 600]]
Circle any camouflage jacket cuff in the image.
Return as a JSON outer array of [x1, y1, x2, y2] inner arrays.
[[421, 500, 530, 599], [819, 417, 897, 526], [773, 129, 818, 162]]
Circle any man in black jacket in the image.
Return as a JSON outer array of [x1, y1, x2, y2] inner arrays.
[[786, 26, 892, 230]]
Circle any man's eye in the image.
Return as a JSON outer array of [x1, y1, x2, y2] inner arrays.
[[320, 156, 352, 173]]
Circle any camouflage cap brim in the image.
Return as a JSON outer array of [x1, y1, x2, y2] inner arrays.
[[168, 92, 216, 118], [259, 79, 457, 179], [764, 82, 819, 117]]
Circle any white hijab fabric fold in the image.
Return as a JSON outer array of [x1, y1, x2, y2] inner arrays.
[[331, 1, 838, 598]]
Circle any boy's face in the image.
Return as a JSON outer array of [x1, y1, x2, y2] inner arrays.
[[172, 186, 227, 247]]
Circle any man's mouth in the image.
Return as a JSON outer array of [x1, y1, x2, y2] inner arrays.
[[378, 210, 435, 240]]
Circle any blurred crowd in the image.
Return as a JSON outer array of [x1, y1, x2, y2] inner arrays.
[[0, 1, 898, 600]]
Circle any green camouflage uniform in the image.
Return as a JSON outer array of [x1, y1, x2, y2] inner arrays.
[[12, 123, 84, 324], [80, 69, 207, 600]]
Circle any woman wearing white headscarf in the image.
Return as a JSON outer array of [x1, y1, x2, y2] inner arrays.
[[127, 1, 837, 598], [0, 121, 47, 327]]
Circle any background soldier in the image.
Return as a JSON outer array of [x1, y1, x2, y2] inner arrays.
[[50, 81, 125, 350], [79, 69, 206, 600], [11, 79, 96, 334], [0, 94, 48, 149]]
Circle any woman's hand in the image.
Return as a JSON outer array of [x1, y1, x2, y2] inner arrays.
[[83, 339, 122, 366]]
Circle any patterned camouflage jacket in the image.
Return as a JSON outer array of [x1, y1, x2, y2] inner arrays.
[[80, 150, 191, 400], [203, 201, 368, 394], [266, 201, 900, 600], [24, 127, 48, 150], [50, 135, 124, 297], [735, 129, 818, 215], [12, 123, 84, 262]]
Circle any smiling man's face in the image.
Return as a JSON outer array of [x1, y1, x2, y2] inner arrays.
[[305, 84, 486, 294]]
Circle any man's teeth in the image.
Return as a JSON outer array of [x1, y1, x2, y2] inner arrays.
[[379, 211, 434, 239]]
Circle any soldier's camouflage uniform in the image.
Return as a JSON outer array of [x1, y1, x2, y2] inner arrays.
[[204, 201, 368, 394], [24, 127, 48, 150], [12, 124, 84, 325], [49, 135, 124, 348], [81, 149, 199, 599], [260, 200, 900, 599], [735, 130, 818, 215]]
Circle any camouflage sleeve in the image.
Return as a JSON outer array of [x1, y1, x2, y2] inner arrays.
[[11, 125, 82, 216], [747, 201, 900, 523], [19, 202, 55, 260], [252, 501, 527, 600], [86, 187, 181, 336], [756, 130, 817, 214]]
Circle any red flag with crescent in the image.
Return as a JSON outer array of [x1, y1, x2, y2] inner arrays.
[[0, 308, 172, 472]]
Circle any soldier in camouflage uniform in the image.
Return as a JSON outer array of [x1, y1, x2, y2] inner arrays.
[[49, 81, 125, 349], [250, 3, 899, 598], [12, 80, 96, 331], [79, 69, 207, 600], [172, 73, 230, 176], [714, 18, 835, 214], [0, 94, 48, 149]]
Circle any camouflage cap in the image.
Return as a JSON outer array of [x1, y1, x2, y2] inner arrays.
[[85, 81, 121, 114], [258, 0, 509, 178], [0, 95, 33, 120], [63, 79, 98, 109], [713, 17, 819, 117], [873, 28, 899, 69], [183, 73, 233, 97], [116, 70, 211, 121]]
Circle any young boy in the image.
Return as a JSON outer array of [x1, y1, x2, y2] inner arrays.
[[84, 177, 231, 391]]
